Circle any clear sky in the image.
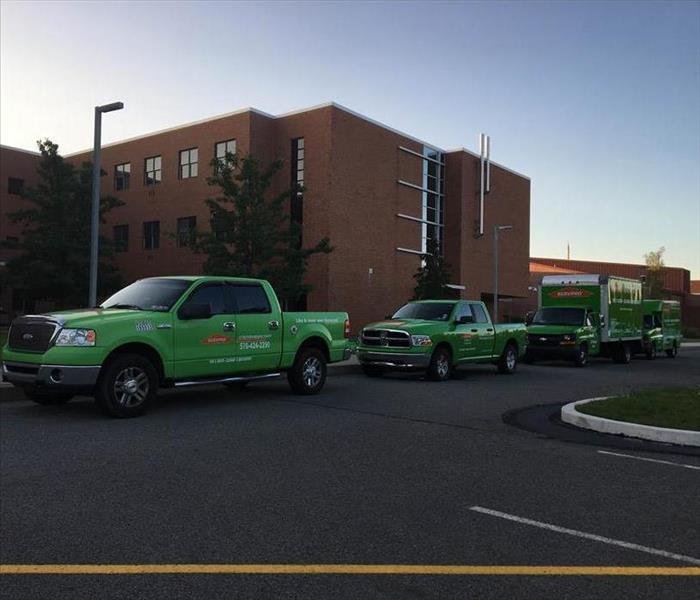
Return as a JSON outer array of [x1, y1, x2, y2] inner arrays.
[[1, 0, 698, 277]]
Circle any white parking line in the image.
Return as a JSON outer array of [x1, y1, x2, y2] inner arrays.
[[469, 506, 700, 565], [597, 450, 700, 471]]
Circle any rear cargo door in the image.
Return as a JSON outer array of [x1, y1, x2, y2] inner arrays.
[[227, 283, 283, 371]]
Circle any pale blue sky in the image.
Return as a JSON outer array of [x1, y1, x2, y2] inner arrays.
[[1, 0, 698, 276]]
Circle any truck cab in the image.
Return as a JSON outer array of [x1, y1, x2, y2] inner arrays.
[[642, 300, 681, 359]]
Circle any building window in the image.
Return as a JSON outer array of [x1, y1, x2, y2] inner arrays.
[[290, 138, 304, 226], [7, 177, 24, 195], [113, 224, 129, 252], [144, 156, 162, 185], [421, 146, 445, 255], [143, 221, 160, 250], [177, 216, 196, 247], [179, 148, 198, 179], [114, 163, 130, 191], [215, 139, 236, 167]]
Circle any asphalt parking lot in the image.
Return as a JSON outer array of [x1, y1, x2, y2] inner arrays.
[[1, 349, 699, 599]]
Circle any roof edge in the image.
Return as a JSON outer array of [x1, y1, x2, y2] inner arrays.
[[0, 143, 41, 156]]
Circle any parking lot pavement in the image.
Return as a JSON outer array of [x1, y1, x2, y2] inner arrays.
[[1, 349, 699, 599]]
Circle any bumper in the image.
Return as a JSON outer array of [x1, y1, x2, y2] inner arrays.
[[2, 361, 101, 391], [525, 345, 578, 360], [358, 350, 430, 369]]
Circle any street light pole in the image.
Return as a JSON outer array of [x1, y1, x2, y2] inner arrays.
[[493, 224, 513, 323], [89, 102, 124, 307]]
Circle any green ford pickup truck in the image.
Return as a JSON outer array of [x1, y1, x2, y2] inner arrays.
[[2, 276, 351, 417], [357, 300, 527, 380]]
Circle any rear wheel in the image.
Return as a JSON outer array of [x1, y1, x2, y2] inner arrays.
[[645, 343, 656, 360], [427, 346, 452, 381], [361, 364, 385, 378], [574, 344, 588, 368], [666, 343, 678, 358], [498, 343, 518, 374], [288, 347, 327, 395], [95, 354, 158, 418], [613, 343, 632, 364], [24, 390, 73, 405]]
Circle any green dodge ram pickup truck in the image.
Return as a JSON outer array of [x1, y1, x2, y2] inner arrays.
[[2, 276, 351, 417], [357, 300, 527, 380]]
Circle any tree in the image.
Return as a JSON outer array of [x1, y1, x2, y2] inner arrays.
[[412, 238, 459, 300], [643, 246, 666, 298], [190, 153, 332, 307], [1, 140, 123, 309]]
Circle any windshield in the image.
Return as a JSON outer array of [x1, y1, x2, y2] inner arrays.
[[532, 307, 585, 326], [100, 279, 192, 312], [392, 302, 456, 321]]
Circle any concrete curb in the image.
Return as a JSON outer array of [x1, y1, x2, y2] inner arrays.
[[561, 397, 700, 447]]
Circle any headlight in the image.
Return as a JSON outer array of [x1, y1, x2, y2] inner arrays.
[[55, 329, 96, 347], [411, 335, 432, 347], [563, 335, 573, 341]]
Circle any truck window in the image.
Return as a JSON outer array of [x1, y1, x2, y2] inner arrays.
[[229, 284, 271, 314], [470, 304, 489, 323], [182, 284, 226, 315], [392, 302, 456, 321], [101, 278, 191, 312], [454, 303, 473, 322]]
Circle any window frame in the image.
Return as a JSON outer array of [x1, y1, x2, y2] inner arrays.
[[178, 282, 230, 318], [114, 163, 131, 191], [176, 216, 197, 247], [113, 224, 129, 252], [143, 220, 160, 250], [227, 283, 272, 315], [144, 155, 162, 186], [179, 147, 199, 179], [215, 139, 237, 168]]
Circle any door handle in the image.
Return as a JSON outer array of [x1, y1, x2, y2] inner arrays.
[[486, 328, 493, 332], [268, 320, 280, 330], [223, 322, 235, 332], [471, 329, 478, 333]]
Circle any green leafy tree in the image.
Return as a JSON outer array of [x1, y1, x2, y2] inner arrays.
[[2, 140, 123, 309], [643, 246, 666, 298], [412, 238, 459, 300], [190, 153, 332, 307]]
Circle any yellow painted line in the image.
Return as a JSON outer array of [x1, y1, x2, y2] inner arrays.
[[1, 565, 699, 576]]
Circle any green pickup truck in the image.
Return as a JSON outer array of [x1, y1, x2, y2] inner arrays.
[[641, 299, 681, 359], [2, 276, 351, 417], [357, 300, 527, 380]]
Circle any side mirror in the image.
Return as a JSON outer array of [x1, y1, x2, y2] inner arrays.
[[525, 312, 534, 326], [179, 303, 212, 320], [456, 315, 474, 325]]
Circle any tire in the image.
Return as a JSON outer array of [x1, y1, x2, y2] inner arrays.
[[498, 343, 518, 374], [574, 344, 588, 368], [361, 364, 385, 378], [645, 343, 656, 360], [427, 346, 452, 381], [666, 343, 678, 358], [24, 390, 73, 405], [95, 353, 158, 418], [613, 343, 632, 364], [288, 347, 327, 395]]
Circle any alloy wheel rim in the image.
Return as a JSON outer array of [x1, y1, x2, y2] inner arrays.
[[302, 357, 323, 388], [506, 349, 516, 370], [113, 367, 149, 407], [437, 355, 449, 377]]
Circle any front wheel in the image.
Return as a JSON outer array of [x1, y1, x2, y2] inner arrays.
[[427, 346, 452, 381], [24, 390, 74, 405], [574, 344, 588, 368], [288, 347, 327, 395], [498, 343, 518, 374], [612, 343, 632, 364], [95, 354, 158, 418], [666, 343, 678, 358]]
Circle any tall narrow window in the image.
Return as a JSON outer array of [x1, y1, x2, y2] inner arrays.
[[113, 224, 129, 252], [114, 163, 131, 191], [177, 216, 197, 247], [144, 156, 162, 185], [179, 148, 198, 179], [215, 139, 236, 167], [290, 138, 304, 226], [143, 221, 160, 250]]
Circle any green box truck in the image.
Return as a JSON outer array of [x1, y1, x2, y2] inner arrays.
[[2, 276, 351, 417], [641, 299, 681, 359], [525, 274, 642, 367]]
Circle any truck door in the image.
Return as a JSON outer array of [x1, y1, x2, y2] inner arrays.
[[453, 302, 478, 360], [173, 282, 238, 378], [227, 283, 283, 372], [470, 303, 495, 357], [584, 311, 600, 355]]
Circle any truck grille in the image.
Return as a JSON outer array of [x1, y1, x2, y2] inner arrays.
[[527, 333, 564, 347], [362, 329, 411, 348], [8, 318, 58, 352]]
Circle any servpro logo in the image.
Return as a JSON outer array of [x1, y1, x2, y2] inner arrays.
[[201, 334, 231, 345], [548, 287, 593, 299]]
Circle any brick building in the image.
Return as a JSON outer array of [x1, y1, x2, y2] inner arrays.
[[0, 102, 531, 328]]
